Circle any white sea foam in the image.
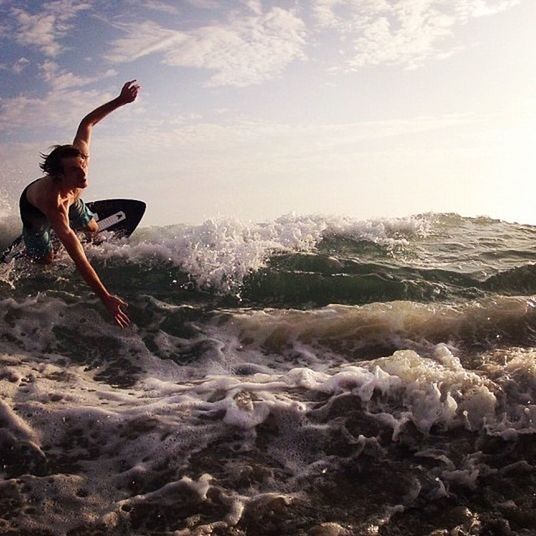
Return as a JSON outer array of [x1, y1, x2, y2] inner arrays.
[[3, 213, 536, 534], [83, 213, 429, 293], [2, 311, 535, 534]]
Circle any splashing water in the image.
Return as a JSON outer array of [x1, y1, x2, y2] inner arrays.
[[1, 212, 536, 535]]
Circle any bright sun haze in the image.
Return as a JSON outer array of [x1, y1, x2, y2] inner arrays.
[[1, 0, 535, 226]]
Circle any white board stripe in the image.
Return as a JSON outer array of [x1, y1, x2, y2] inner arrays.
[[96, 211, 127, 231]]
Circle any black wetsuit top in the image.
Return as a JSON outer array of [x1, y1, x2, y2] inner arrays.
[[19, 180, 47, 229]]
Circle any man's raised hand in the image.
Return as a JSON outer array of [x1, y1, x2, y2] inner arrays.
[[118, 80, 140, 104]]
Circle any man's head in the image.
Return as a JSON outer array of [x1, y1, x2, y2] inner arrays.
[[40, 145, 89, 188]]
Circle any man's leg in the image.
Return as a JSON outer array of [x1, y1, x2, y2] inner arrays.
[[86, 218, 98, 233], [85, 217, 98, 238], [69, 198, 98, 239]]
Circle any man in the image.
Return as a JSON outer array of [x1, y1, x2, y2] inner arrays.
[[19, 80, 140, 328]]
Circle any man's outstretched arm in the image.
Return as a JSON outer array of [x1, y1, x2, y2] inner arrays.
[[73, 80, 140, 154], [46, 206, 131, 328]]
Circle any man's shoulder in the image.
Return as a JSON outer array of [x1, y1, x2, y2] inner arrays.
[[31, 178, 65, 214]]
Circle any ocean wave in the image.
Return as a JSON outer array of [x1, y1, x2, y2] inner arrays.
[[4, 212, 536, 307], [484, 264, 536, 294], [2, 282, 536, 533], [110, 214, 428, 289], [1, 317, 535, 534], [207, 296, 536, 361], [3, 293, 536, 374]]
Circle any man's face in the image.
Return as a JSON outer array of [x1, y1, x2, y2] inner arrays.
[[60, 155, 88, 188]]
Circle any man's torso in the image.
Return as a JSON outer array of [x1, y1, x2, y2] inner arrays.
[[24, 177, 81, 226]]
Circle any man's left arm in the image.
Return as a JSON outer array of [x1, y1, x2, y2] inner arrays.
[[73, 80, 140, 154]]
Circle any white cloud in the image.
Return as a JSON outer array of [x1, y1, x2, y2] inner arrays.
[[11, 0, 92, 57], [312, 0, 521, 70], [104, 20, 187, 63], [0, 88, 111, 133], [122, 0, 180, 15], [138, 0, 179, 15], [12, 57, 30, 74], [454, 0, 520, 21], [12, 8, 61, 57], [241, 0, 263, 15], [89, 113, 475, 165], [0, 21, 10, 35], [313, 0, 391, 31], [183, 0, 220, 8], [40, 60, 117, 90], [105, 7, 306, 87]]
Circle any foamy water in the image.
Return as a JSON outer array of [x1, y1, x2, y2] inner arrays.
[[1, 213, 536, 535]]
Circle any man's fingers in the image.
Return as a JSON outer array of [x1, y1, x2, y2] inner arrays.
[[115, 305, 130, 325], [120, 81, 140, 101], [115, 311, 130, 328], [105, 294, 131, 327], [116, 305, 130, 325], [120, 83, 140, 103]]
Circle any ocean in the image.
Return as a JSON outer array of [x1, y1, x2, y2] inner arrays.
[[0, 212, 535, 535]]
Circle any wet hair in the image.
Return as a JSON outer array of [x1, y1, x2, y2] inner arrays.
[[39, 144, 85, 177]]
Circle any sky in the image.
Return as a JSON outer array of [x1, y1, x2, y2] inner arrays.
[[1, 0, 535, 227]]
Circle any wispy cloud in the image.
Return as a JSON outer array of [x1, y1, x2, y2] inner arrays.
[[0, 20, 9, 36], [126, 0, 180, 15], [454, 0, 521, 21], [241, 0, 263, 15], [0, 88, 110, 133], [39, 60, 116, 90], [104, 20, 187, 63], [183, 0, 220, 8], [11, 0, 92, 57], [11, 57, 30, 74], [312, 0, 521, 70], [87, 112, 477, 172], [105, 7, 306, 87]]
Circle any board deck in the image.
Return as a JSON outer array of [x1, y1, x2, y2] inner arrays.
[[87, 199, 146, 237], [1, 199, 146, 263]]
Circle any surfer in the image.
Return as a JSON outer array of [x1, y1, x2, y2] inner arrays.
[[18, 80, 140, 328]]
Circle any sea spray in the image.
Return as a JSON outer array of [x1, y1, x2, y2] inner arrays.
[[86, 214, 430, 294]]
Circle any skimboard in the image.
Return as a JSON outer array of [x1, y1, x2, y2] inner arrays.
[[1, 199, 146, 263]]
